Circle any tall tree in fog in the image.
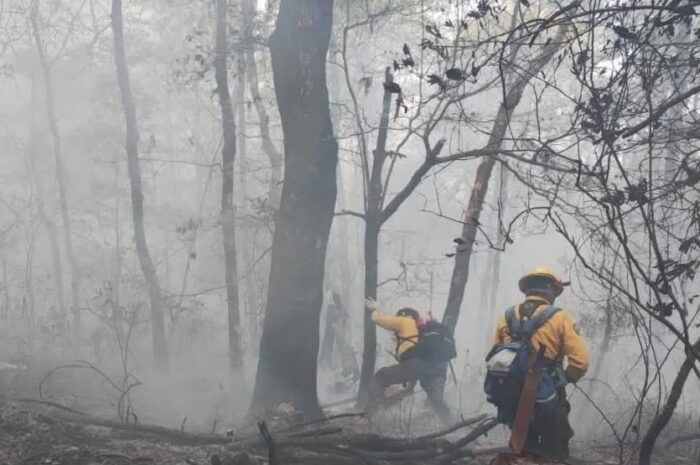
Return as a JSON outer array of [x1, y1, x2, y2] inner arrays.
[[442, 27, 567, 331], [251, 0, 337, 417], [26, 77, 66, 324], [214, 0, 242, 370], [30, 0, 81, 331], [111, 0, 169, 370], [239, 0, 263, 352]]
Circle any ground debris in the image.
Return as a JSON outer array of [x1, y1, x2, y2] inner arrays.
[[0, 405, 212, 465], [0, 403, 695, 465]]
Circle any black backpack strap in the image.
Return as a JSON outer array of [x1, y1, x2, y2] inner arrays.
[[395, 332, 419, 355]]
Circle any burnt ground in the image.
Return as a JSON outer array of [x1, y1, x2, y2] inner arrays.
[[0, 404, 216, 465], [0, 401, 695, 465]]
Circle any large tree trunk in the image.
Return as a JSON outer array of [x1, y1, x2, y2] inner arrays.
[[357, 67, 393, 406], [442, 32, 565, 331], [27, 76, 66, 324], [250, 0, 337, 419], [215, 0, 243, 370], [111, 0, 169, 370], [30, 1, 81, 331], [638, 339, 700, 465]]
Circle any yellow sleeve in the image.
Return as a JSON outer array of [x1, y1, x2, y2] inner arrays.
[[371, 311, 403, 332], [493, 315, 507, 345], [560, 312, 589, 382]]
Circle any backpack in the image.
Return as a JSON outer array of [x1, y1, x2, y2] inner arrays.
[[483, 305, 561, 423], [401, 318, 457, 363]]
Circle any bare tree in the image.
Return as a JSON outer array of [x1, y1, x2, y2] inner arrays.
[[246, 48, 283, 209], [339, 2, 554, 402], [214, 0, 243, 370], [30, 0, 81, 331], [443, 26, 567, 330], [251, 0, 337, 418], [493, 3, 700, 461], [239, 0, 264, 353], [26, 75, 66, 324], [111, 0, 169, 370]]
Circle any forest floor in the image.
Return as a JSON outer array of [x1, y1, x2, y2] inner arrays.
[[0, 402, 212, 465], [0, 401, 696, 465]]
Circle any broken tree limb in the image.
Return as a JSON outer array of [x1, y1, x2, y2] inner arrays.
[[436, 418, 501, 464], [227, 414, 500, 464], [281, 411, 366, 433], [229, 414, 491, 454], [289, 426, 343, 438], [413, 414, 489, 441], [10, 397, 86, 417], [229, 416, 490, 455], [57, 413, 231, 445], [662, 432, 700, 449]]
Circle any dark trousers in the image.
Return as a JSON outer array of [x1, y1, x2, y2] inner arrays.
[[368, 357, 452, 426], [525, 388, 573, 461]]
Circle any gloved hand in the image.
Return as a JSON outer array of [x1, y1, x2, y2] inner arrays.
[[565, 365, 585, 384], [365, 297, 380, 313]]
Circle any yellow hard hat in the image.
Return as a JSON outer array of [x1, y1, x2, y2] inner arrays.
[[518, 267, 564, 296]]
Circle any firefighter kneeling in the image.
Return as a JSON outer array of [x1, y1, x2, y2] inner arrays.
[[485, 267, 589, 461]]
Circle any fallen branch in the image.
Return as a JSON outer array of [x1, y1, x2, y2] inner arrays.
[[662, 432, 700, 449], [435, 418, 502, 465], [280, 411, 366, 433], [10, 397, 86, 417], [289, 426, 343, 438], [413, 414, 489, 441], [59, 414, 231, 445], [94, 453, 154, 463], [228, 414, 500, 464]]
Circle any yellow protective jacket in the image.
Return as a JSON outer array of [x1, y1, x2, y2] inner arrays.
[[371, 311, 419, 358], [492, 296, 589, 382]]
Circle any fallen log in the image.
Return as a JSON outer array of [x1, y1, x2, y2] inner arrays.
[[435, 418, 501, 465], [662, 432, 700, 449], [19, 397, 503, 464], [10, 400, 231, 446], [10, 397, 86, 416], [59, 414, 231, 445], [229, 413, 488, 452], [234, 413, 500, 465]]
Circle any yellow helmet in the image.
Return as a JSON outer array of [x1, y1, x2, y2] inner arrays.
[[518, 267, 565, 296]]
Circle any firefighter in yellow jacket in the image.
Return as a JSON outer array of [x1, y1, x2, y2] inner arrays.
[[365, 299, 452, 425], [492, 267, 589, 460]]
